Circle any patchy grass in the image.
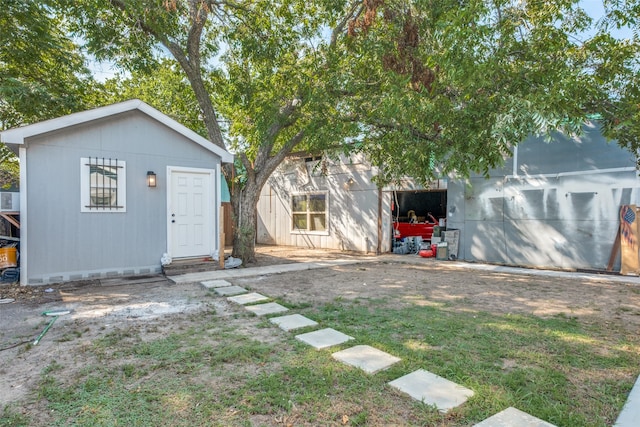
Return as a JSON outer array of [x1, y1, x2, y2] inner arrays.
[[2, 294, 638, 426]]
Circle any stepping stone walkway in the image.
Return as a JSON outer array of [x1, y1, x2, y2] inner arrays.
[[227, 292, 269, 305], [389, 369, 474, 413], [472, 407, 557, 427], [332, 345, 400, 374], [270, 314, 318, 331], [204, 278, 558, 425], [244, 302, 289, 316], [295, 328, 354, 349]]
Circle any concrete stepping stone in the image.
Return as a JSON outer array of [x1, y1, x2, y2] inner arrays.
[[388, 369, 474, 413], [332, 345, 401, 374], [214, 285, 248, 296], [295, 328, 354, 349], [245, 302, 289, 316], [615, 374, 640, 427], [473, 407, 556, 427], [227, 292, 269, 305], [270, 314, 318, 331], [201, 279, 233, 289]]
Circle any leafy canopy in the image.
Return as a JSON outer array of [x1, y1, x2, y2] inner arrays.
[[16, 0, 639, 190], [0, 0, 95, 129], [325, 0, 640, 185], [51, 0, 640, 187], [0, 0, 98, 189]]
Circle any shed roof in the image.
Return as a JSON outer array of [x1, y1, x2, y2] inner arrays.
[[0, 99, 233, 163]]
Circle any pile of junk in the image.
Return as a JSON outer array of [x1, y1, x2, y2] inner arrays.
[[392, 214, 459, 261], [0, 211, 20, 283], [392, 226, 450, 260]]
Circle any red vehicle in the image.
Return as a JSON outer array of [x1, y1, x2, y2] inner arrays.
[[393, 213, 441, 240], [393, 221, 436, 240]]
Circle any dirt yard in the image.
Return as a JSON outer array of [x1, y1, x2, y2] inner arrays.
[[1, 246, 640, 423]]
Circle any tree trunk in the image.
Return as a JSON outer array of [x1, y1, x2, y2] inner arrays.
[[231, 178, 260, 264], [229, 130, 306, 264]]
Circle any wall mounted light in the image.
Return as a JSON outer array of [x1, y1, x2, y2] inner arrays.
[[343, 177, 355, 190], [147, 171, 157, 187]]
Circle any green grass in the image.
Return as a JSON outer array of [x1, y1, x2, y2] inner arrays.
[[309, 298, 636, 425], [2, 295, 638, 426], [0, 407, 29, 427]]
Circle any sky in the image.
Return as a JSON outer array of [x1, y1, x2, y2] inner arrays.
[[581, 0, 634, 39]]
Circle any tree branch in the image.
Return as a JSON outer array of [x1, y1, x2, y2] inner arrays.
[[250, 0, 372, 178], [252, 97, 303, 173], [239, 151, 255, 182], [331, 0, 364, 48], [371, 120, 441, 142], [108, 0, 226, 149], [261, 129, 306, 187]]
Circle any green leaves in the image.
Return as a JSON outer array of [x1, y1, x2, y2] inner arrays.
[[0, 0, 95, 129], [0, 0, 99, 189], [325, 0, 640, 185], [4, 0, 637, 226], [100, 59, 207, 138]]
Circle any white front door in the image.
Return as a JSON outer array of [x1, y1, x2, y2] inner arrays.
[[168, 168, 214, 258]]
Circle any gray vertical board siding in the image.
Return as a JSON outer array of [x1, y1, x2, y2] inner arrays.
[[451, 125, 639, 270], [443, 180, 467, 259], [453, 173, 639, 269], [332, 187, 379, 252], [257, 178, 293, 247], [380, 191, 393, 253], [25, 111, 221, 283], [258, 181, 291, 245], [502, 219, 620, 269], [503, 186, 562, 220], [256, 189, 277, 244]]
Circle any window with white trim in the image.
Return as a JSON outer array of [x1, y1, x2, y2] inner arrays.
[[80, 157, 126, 212], [292, 192, 327, 232]]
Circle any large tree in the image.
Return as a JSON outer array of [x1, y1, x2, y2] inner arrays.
[[53, 0, 639, 261], [591, 0, 640, 154], [58, 0, 359, 262]]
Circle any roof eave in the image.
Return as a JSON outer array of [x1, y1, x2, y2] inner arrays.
[[0, 99, 234, 163]]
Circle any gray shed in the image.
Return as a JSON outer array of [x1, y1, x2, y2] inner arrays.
[[0, 99, 233, 285]]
